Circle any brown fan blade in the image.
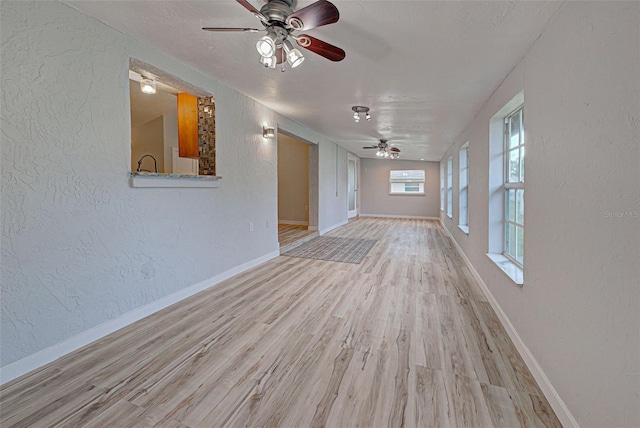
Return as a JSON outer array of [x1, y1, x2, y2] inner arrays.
[[236, 0, 268, 23], [286, 0, 339, 31], [389, 147, 401, 153], [202, 27, 261, 32], [276, 46, 285, 64], [296, 34, 345, 62], [362, 146, 377, 149]]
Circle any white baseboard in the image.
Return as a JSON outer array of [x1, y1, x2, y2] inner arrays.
[[278, 220, 309, 226], [319, 219, 348, 235], [0, 250, 280, 385], [360, 214, 440, 220], [439, 222, 578, 428]]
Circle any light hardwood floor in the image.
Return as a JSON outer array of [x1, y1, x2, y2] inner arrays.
[[278, 224, 316, 248], [0, 218, 561, 427]]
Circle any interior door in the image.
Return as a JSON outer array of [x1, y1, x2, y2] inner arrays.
[[348, 157, 359, 218]]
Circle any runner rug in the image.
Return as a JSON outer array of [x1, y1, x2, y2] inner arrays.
[[282, 236, 377, 264]]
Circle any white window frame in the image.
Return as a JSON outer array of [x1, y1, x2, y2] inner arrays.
[[446, 156, 453, 218], [458, 142, 469, 234], [503, 106, 525, 267], [487, 91, 524, 286], [440, 164, 445, 211], [389, 169, 425, 195]]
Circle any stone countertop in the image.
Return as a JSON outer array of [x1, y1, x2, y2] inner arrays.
[[129, 172, 222, 188]]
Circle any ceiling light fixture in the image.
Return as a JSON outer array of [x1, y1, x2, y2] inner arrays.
[[352, 106, 370, 122], [259, 55, 277, 69], [283, 40, 305, 68], [256, 28, 279, 58], [263, 126, 275, 139], [140, 76, 156, 94]]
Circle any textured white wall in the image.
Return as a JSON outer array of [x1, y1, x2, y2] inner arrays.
[[318, 143, 348, 233], [360, 159, 440, 218], [440, 2, 640, 426], [277, 134, 309, 224], [0, 1, 348, 368]]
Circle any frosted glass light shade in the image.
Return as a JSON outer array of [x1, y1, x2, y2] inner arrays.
[[140, 78, 156, 94]]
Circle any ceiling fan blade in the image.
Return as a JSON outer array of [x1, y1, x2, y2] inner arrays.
[[362, 147, 377, 149], [286, 0, 339, 31], [296, 35, 345, 62], [389, 147, 401, 153], [276, 46, 285, 64], [236, 0, 268, 24], [202, 27, 261, 32]]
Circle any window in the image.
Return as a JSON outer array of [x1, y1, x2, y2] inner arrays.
[[389, 170, 425, 195], [459, 143, 469, 233], [488, 93, 523, 284], [440, 164, 445, 211], [504, 106, 524, 266], [446, 156, 453, 218]]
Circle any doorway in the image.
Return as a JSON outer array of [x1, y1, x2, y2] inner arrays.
[[347, 154, 360, 219], [277, 129, 319, 250]]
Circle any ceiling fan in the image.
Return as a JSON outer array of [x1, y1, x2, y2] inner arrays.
[[203, 0, 345, 70], [363, 140, 401, 159]]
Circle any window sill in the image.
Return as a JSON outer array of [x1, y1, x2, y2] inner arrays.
[[458, 225, 469, 234], [388, 192, 425, 196], [130, 172, 222, 188], [487, 253, 523, 286]]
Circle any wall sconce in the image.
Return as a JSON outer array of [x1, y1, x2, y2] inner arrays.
[[352, 106, 371, 122], [140, 76, 156, 94], [263, 126, 275, 139]]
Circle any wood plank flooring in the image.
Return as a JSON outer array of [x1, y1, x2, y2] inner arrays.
[[0, 218, 561, 427], [278, 224, 316, 248]]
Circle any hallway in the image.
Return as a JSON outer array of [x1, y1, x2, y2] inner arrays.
[[0, 218, 560, 427]]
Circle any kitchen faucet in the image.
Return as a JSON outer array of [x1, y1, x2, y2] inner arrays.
[[136, 154, 158, 173]]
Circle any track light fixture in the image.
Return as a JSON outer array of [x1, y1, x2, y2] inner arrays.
[[352, 106, 371, 122], [140, 76, 156, 94]]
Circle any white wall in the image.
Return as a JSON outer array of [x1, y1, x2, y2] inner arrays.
[[318, 142, 349, 234], [439, 2, 640, 427], [0, 0, 348, 374], [131, 116, 164, 173], [163, 113, 178, 173], [277, 133, 309, 224], [360, 159, 440, 218]]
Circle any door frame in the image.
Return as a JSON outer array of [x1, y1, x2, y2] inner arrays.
[[347, 153, 360, 219]]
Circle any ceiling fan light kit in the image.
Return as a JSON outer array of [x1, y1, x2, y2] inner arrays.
[[204, 0, 345, 71], [363, 139, 401, 160]]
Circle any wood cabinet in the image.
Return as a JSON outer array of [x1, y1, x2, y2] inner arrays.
[[177, 92, 198, 158]]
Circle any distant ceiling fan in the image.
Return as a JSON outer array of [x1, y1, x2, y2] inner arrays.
[[203, 0, 345, 70], [363, 140, 401, 159]]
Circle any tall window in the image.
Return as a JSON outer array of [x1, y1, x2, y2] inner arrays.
[[390, 170, 425, 194], [459, 143, 469, 232], [446, 156, 453, 218], [440, 164, 445, 211], [504, 106, 524, 266]]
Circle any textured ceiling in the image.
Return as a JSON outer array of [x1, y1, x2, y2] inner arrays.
[[64, 0, 564, 161]]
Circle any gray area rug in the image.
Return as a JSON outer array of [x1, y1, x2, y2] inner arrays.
[[282, 236, 377, 264]]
